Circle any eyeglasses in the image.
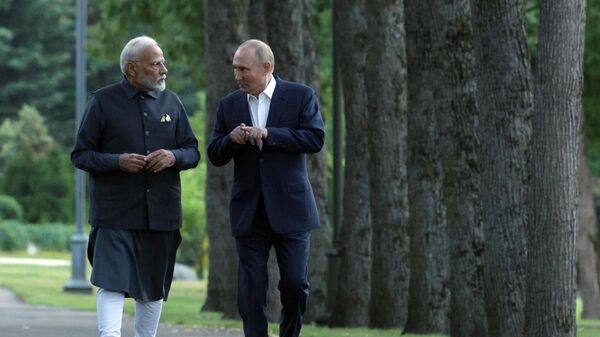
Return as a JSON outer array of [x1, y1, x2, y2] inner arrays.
[[131, 60, 167, 69]]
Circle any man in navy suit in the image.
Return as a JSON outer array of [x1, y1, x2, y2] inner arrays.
[[207, 39, 325, 337]]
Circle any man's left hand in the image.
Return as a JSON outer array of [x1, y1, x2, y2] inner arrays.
[[145, 149, 176, 173], [240, 126, 268, 146]]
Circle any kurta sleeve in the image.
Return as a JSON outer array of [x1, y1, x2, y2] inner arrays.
[[71, 95, 121, 174]]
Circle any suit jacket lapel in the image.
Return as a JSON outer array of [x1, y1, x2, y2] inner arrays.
[[266, 77, 287, 127], [237, 92, 253, 126]]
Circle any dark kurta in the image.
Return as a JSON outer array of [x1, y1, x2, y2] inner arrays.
[[72, 78, 200, 300], [72, 78, 199, 231]]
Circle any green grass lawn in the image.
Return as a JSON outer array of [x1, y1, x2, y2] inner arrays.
[[0, 257, 425, 337], [0, 253, 599, 337]]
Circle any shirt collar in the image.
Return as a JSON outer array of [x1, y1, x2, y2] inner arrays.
[[247, 75, 276, 101], [120, 77, 159, 100]]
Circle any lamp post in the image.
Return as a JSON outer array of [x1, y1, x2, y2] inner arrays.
[[64, 0, 92, 293]]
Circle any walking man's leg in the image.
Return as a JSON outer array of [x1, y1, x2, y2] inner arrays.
[[97, 288, 125, 337], [134, 299, 163, 337], [275, 232, 310, 337]]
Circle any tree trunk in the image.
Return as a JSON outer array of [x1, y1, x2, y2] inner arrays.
[[433, 2, 488, 336], [403, 0, 451, 333], [471, 1, 532, 336], [525, 0, 586, 336], [247, 0, 267, 40], [265, 0, 304, 80], [202, 0, 249, 319], [577, 133, 600, 319], [330, 0, 372, 327], [364, 0, 409, 328], [302, 0, 333, 323]]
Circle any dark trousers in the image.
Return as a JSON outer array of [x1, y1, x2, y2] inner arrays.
[[235, 196, 310, 337]]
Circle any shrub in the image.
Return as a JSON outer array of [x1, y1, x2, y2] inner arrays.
[[0, 194, 23, 220], [27, 223, 74, 251], [2, 146, 73, 223], [0, 221, 76, 252], [0, 221, 29, 250]]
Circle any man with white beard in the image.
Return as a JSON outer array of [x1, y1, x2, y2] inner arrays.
[[71, 36, 199, 337]]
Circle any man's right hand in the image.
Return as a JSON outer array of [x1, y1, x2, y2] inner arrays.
[[118, 153, 146, 172], [229, 123, 248, 145]]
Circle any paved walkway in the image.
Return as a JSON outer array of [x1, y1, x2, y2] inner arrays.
[[0, 287, 244, 337], [0, 256, 244, 337]]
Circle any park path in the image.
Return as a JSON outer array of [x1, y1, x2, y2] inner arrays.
[[0, 257, 244, 337], [0, 287, 244, 337]]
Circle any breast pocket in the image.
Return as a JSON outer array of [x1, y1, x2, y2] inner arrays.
[[148, 113, 177, 149]]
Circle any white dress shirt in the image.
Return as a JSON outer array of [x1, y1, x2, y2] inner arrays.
[[247, 76, 276, 129]]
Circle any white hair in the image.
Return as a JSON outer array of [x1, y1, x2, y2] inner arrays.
[[119, 36, 159, 75]]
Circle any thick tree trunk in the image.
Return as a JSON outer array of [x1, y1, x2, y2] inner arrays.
[[525, 0, 586, 336], [364, 0, 409, 328], [471, 1, 532, 336], [265, 0, 304, 80], [330, 0, 372, 327], [202, 0, 249, 319], [432, 2, 488, 336], [302, 0, 332, 323], [247, 0, 267, 40], [577, 134, 600, 319], [404, 0, 450, 333]]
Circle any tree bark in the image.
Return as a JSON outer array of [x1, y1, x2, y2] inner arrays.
[[265, 0, 304, 81], [577, 133, 600, 319], [302, 0, 333, 323], [364, 0, 409, 328], [404, 0, 451, 333], [432, 2, 488, 336], [330, 0, 372, 327], [203, 0, 249, 319], [525, 0, 586, 336], [247, 0, 267, 40], [471, 1, 532, 336]]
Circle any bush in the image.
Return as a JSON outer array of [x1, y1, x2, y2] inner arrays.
[[27, 223, 74, 251], [0, 221, 29, 250], [2, 146, 73, 223], [0, 221, 75, 252], [0, 194, 23, 220]]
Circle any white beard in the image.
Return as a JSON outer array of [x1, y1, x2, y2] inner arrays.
[[154, 79, 166, 92], [140, 74, 167, 92]]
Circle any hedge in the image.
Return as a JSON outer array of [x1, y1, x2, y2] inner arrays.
[[0, 221, 75, 251]]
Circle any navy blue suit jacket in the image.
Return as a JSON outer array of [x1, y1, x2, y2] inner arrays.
[[207, 76, 325, 237]]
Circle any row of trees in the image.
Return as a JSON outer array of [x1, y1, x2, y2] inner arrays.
[[202, 1, 589, 337]]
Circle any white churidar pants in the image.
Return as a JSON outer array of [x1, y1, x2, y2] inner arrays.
[[96, 288, 163, 337]]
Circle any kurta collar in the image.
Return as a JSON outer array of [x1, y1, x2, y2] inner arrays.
[[120, 77, 159, 100]]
